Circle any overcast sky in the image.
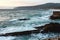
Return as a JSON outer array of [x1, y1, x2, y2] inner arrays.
[[0, 0, 60, 8]]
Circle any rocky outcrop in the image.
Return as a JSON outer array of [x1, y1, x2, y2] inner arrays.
[[50, 11, 60, 20], [40, 23, 60, 33], [0, 30, 40, 36], [0, 23, 60, 36]]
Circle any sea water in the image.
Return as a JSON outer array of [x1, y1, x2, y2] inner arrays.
[[0, 9, 60, 40]]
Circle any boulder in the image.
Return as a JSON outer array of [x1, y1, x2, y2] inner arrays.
[[40, 23, 60, 33], [50, 11, 60, 20]]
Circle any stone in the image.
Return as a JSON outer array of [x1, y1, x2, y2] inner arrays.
[[40, 23, 60, 33], [0, 30, 40, 36], [50, 11, 60, 20]]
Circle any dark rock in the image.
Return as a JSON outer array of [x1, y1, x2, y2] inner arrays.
[[34, 26, 44, 31], [18, 18, 30, 21], [50, 11, 60, 20], [0, 30, 40, 36], [40, 23, 60, 33]]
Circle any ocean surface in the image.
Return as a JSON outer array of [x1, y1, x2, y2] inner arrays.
[[0, 9, 60, 40]]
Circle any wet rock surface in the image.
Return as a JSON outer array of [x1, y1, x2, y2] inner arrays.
[[50, 11, 60, 20], [0, 30, 40, 36], [40, 23, 60, 33]]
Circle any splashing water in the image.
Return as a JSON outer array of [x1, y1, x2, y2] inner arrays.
[[0, 9, 60, 40]]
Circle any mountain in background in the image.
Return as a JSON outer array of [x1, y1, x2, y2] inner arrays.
[[14, 3, 60, 10]]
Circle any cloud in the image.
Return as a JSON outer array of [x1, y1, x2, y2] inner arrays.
[[0, 0, 59, 7], [0, 0, 48, 7]]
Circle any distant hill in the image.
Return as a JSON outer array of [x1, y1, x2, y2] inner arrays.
[[14, 3, 60, 10]]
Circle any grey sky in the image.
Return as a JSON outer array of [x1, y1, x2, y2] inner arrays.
[[0, 0, 60, 8]]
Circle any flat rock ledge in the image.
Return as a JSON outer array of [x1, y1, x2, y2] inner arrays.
[[0, 30, 40, 36], [35, 23, 60, 33]]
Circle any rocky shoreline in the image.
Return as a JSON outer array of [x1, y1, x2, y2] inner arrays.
[[43, 11, 60, 40], [0, 22, 60, 36], [0, 10, 60, 40]]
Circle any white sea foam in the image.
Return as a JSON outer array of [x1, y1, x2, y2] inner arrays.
[[0, 36, 16, 40], [0, 27, 37, 34], [0, 9, 59, 40]]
